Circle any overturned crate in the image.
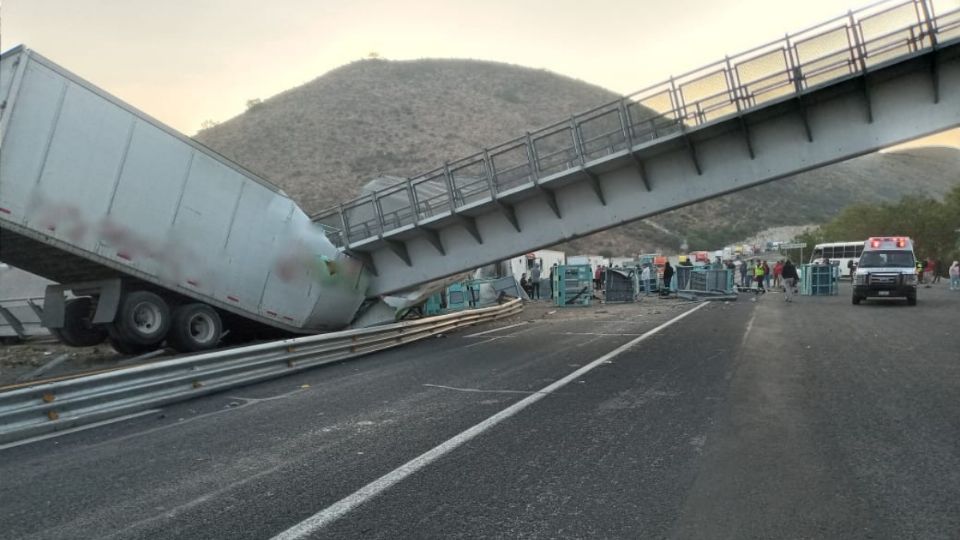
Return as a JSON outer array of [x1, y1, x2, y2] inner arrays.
[[603, 268, 639, 303], [676, 268, 736, 301], [554, 265, 593, 307], [800, 264, 839, 296]]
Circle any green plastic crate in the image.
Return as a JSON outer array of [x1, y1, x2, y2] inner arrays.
[[554, 265, 593, 307]]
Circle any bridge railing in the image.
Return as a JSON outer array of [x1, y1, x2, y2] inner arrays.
[[312, 0, 957, 250]]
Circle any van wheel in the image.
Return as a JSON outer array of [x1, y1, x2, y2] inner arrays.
[[851, 295, 861, 305], [907, 295, 917, 306], [110, 291, 170, 346], [51, 298, 107, 347], [168, 303, 222, 353]]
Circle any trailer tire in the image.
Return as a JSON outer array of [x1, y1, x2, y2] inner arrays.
[[168, 303, 222, 352], [111, 291, 170, 346], [51, 298, 107, 347]]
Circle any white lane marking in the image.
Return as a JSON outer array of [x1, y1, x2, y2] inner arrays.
[[553, 332, 643, 336], [422, 384, 542, 395], [741, 313, 757, 348], [463, 322, 529, 337], [0, 409, 161, 451], [463, 336, 503, 349], [270, 301, 709, 540]]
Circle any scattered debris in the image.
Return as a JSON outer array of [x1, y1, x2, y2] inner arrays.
[[15, 353, 71, 382], [677, 290, 739, 302]]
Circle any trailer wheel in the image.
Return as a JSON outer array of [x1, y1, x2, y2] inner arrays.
[[111, 291, 170, 345], [907, 295, 917, 306], [168, 303, 222, 352], [51, 298, 107, 347]]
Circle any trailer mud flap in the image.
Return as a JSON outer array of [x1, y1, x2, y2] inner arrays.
[[40, 278, 121, 328]]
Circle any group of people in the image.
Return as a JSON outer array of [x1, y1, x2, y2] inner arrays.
[[912, 257, 960, 290], [519, 263, 543, 299], [735, 259, 778, 289], [733, 258, 799, 299]]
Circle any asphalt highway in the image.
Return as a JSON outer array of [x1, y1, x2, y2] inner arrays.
[[1, 284, 958, 539]]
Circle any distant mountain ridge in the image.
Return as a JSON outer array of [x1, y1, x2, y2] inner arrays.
[[196, 58, 960, 254]]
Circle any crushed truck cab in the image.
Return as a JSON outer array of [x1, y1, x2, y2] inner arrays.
[[852, 237, 918, 306]]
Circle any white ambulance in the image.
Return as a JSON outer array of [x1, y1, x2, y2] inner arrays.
[[852, 237, 918, 306]]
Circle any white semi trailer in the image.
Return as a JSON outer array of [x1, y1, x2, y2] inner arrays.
[[0, 46, 369, 353]]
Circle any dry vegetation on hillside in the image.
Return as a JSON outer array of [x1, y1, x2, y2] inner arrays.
[[196, 58, 960, 255]]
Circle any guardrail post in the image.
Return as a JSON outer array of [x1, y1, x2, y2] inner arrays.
[[525, 132, 541, 182], [786, 33, 802, 93], [405, 178, 419, 223], [442, 162, 457, 211], [617, 99, 633, 149], [848, 11, 873, 123], [337, 204, 350, 248], [726, 55, 755, 159], [785, 33, 814, 142], [668, 76, 684, 127], [482, 149, 497, 195], [919, 0, 940, 103], [372, 191, 385, 237], [919, 0, 938, 47], [570, 117, 586, 166], [670, 76, 701, 175]]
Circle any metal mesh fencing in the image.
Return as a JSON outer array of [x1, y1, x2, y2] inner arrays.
[[603, 268, 639, 303], [801, 264, 840, 295]]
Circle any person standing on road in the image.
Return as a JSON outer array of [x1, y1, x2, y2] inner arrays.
[[662, 261, 674, 295], [773, 260, 784, 289], [781, 259, 799, 302], [762, 260, 771, 289], [754, 262, 766, 294], [739, 259, 749, 288], [949, 261, 960, 291], [925, 257, 936, 286], [549, 263, 557, 300], [530, 264, 541, 300], [641, 264, 652, 296]]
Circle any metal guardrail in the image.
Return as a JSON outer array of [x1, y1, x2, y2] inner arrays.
[[312, 0, 960, 247], [0, 298, 523, 444]]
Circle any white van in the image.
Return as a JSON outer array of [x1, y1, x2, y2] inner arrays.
[[852, 237, 918, 306]]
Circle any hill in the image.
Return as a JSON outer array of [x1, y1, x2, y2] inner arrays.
[[195, 58, 960, 255]]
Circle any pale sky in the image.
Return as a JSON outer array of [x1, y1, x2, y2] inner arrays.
[[2, 0, 958, 147]]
